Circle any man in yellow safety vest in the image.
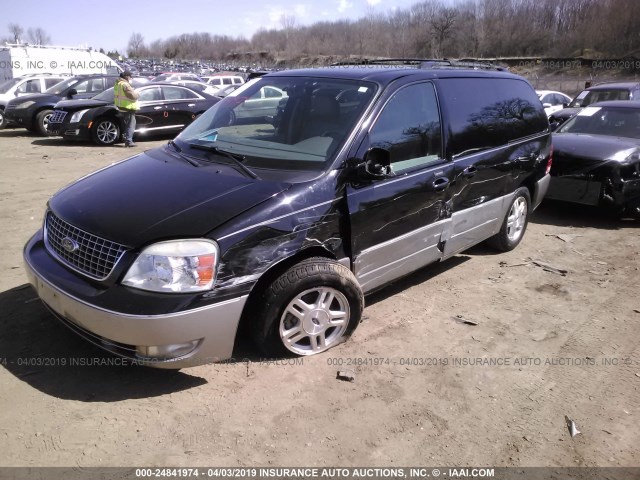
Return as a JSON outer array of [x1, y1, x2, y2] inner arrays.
[[114, 71, 139, 147]]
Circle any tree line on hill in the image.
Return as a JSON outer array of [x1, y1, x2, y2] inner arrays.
[[126, 0, 639, 62], [5, 0, 639, 62]]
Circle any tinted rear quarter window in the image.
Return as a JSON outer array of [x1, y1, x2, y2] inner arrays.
[[438, 78, 548, 157]]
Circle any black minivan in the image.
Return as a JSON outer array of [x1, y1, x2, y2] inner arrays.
[[24, 64, 552, 368]]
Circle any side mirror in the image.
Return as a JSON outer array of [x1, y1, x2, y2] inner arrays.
[[67, 88, 78, 98], [562, 102, 568, 108], [348, 147, 393, 181], [549, 121, 560, 132]]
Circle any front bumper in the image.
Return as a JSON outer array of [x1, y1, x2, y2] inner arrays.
[[47, 121, 90, 140], [4, 106, 33, 128], [24, 232, 248, 369]]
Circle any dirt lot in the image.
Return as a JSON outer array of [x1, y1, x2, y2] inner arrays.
[[0, 130, 638, 468]]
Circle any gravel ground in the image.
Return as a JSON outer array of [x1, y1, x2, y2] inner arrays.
[[0, 129, 638, 468]]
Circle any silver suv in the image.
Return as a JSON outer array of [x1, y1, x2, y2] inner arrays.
[[0, 74, 66, 128]]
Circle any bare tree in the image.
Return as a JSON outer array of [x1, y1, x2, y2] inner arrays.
[[8, 23, 24, 43], [430, 7, 457, 57], [27, 27, 51, 46], [127, 32, 146, 58]]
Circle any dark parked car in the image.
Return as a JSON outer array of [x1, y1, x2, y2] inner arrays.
[[547, 101, 640, 217], [4, 74, 122, 135], [549, 82, 640, 127], [24, 64, 552, 368], [47, 83, 220, 145]]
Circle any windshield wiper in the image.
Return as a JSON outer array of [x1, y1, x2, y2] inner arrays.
[[168, 139, 182, 152], [189, 143, 260, 179], [166, 139, 203, 167]]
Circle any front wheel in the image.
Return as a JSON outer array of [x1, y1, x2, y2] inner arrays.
[[35, 109, 54, 136], [252, 257, 364, 357], [487, 187, 531, 252], [92, 118, 120, 146], [0, 108, 6, 129]]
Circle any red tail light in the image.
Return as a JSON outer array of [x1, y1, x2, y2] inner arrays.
[[545, 145, 553, 175]]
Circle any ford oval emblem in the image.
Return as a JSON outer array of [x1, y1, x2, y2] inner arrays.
[[61, 237, 79, 253]]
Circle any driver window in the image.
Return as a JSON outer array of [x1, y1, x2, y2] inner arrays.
[[369, 82, 442, 173]]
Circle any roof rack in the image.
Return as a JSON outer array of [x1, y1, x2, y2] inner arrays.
[[330, 58, 508, 71]]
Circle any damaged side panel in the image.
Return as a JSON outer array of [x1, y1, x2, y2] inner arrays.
[[346, 163, 455, 293], [210, 172, 349, 294]]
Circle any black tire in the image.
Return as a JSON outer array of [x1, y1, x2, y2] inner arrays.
[[487, 187, 531, 252], [92, 118, 121, 146], [35, 109, 54, 136], [251, 257, 364, 358], [0, 108, 6, 129]]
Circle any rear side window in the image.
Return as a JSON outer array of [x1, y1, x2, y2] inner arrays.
[[162, 86, 198, 100], [369, 82, 442, 172], [16, 79, 41, 94], [439, 78, 548, 157]]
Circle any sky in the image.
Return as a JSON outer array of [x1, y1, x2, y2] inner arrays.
[[2, 0, 425, 54]]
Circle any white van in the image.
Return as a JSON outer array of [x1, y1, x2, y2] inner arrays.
[[203, 75, 244, 89]]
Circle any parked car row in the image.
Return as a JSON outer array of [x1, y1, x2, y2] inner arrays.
[[0, 74, 68, 129], [47, 83, 220, 145], [548, 81, 640, 126], [4, 74, 123, 135]]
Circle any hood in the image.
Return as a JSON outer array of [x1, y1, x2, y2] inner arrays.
[[49, 146, 290, 247], [552, 133, 640, 175], [7, 93, 60, 106], [551, 108, 580, 120], [54, 98, 109, 111]]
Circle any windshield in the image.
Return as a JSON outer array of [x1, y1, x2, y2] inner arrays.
[[45, 77, 80, 95], [0, 78, 22, 94], [175, 75, 377, 171], [558, 106, 640, 139], [569, 89, 630, 108]]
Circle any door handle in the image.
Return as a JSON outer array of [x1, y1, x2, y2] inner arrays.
[[516, 152, 538, 162], [432, 177, 450, 191], [154, 106, 163, 110], [462, 166, 477, 177]]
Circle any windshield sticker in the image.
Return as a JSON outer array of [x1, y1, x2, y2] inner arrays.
[[200, 129, 218, 141], [578, 107, 601, 117]]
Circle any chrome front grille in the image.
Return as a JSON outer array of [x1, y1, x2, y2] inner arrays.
[[49, 110, 67, 124], [44, 211, 128, 280]]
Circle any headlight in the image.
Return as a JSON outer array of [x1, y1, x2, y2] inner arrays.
[[122, 239, 219, 293], [14, 100, 35, 109], [70, 109, 89, 123], [608, 148, 639, 163]]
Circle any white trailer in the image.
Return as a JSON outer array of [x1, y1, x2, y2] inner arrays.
[[0, 44, 122, 81]]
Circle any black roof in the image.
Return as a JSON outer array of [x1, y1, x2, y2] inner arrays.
[[268, 66, 522, 86], [589, 82, 640, 90], [589, 100, 640, 108]]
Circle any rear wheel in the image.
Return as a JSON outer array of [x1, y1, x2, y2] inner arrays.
[[487, 187, 531, 252], [92, 118, 120, 146], [35, 109, 53, 136], [252, 257, 364, 357]]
